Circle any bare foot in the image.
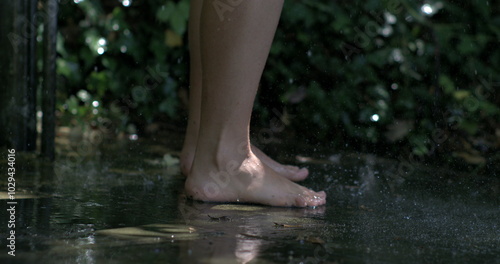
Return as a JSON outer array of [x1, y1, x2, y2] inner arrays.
[[250, 146, 308, 181], [185, 151, 326, 207], [180, 145, 308, 181]]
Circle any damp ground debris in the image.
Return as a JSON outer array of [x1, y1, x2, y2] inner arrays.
[[0, 136, 498, 264]]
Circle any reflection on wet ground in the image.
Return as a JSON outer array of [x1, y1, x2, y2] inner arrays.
[[0, 135, 499, 264]]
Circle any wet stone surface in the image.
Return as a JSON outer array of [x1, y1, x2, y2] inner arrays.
[[0, 139, 499, 264]]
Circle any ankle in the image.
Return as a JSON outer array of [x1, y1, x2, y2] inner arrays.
[[191, 140, 250, 173]]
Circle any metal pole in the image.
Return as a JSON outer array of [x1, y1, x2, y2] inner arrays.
[[41, 0, 58, 160], [0, 1, 15, 147], [13, 0, 28, 150], [26, 0, 38, 151], [0, 0, 38, 151]]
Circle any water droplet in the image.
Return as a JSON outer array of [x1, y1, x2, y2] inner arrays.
[[381, 25, 393, 37], [384, 12, 397, 24], [421, 4, 433, 15], [98, 38, 106, 46], [391, 48, 404, 62]]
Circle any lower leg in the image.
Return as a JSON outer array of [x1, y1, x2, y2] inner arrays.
[[180, 0, 203, 176], [185, 0, 325, 207], [181, 0, 308, 181]]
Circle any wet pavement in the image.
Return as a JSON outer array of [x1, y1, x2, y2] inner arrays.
[[0, 134, 499, 264]]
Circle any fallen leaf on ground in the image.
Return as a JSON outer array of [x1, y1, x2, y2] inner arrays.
[[454, 152, 486, 164], [208, 215, 231, 221], [107, 168, 142, 175], [239, 233, 268, 239], [163, 154, 180, 166], [359, 205, 374, 212], [274, 222, 303, 228], [306, 236, 325, 244], [210, 204, 264, 211]]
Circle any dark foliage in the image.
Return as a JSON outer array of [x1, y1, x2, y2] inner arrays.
[[55, 0, 499, 172]]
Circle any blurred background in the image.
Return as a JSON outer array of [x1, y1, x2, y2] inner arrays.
[[1, 0, 499, 176]]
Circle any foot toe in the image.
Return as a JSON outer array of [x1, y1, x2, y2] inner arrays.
[[294, 195, 309, 207], [287, 167, 309, 181], [307, 196, 326, 206], [316, 190, 327, 198], [285, 165, 300, 172]]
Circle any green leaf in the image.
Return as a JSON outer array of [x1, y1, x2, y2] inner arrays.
[[459, 120, 478, 135], [439, 75, 455, 95], [178, 0, 190, 21], [170, 10, 187, 35], [159, 96, 178, 118], [156, 2, 176, 22]]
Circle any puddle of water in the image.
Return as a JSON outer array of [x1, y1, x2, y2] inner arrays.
[[0, 138, 498, 264]]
